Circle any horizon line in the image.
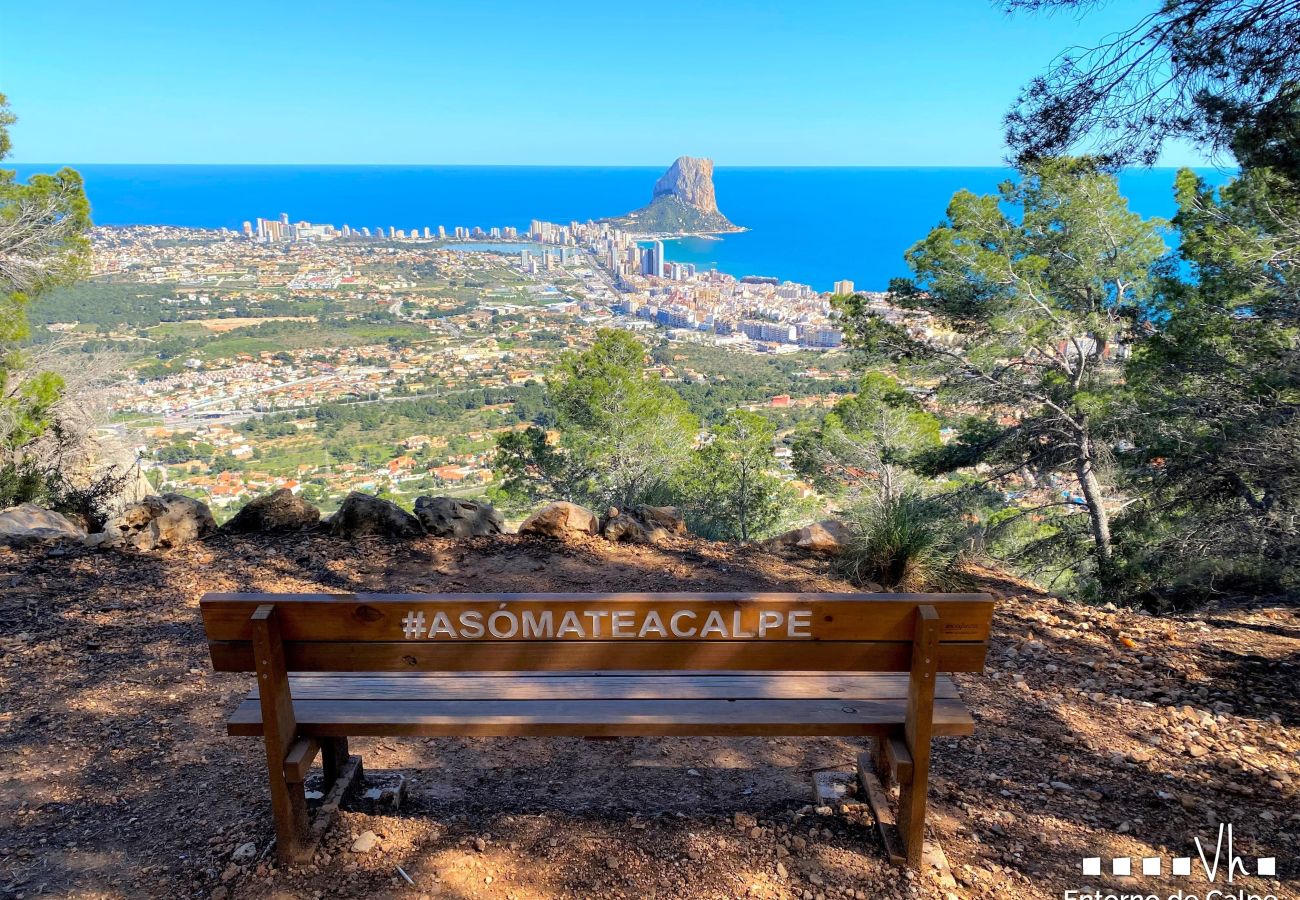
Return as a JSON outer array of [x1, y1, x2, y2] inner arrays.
[[5, 161, 1226, 171]]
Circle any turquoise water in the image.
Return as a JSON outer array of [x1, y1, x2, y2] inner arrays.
[[10, 164, 1234, 290]]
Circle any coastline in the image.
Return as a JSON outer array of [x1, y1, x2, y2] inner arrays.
[[629, 226, 750, 241]]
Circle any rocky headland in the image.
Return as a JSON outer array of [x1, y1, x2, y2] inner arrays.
[[604, 156, 744, 236]]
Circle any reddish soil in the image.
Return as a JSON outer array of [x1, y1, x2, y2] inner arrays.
[[0, 532, 1296, 900]]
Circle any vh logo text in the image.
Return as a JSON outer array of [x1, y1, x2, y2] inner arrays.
[[1067, 824, 1283, 900]]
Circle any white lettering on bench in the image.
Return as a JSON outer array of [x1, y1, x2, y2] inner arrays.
[[399, 608, 814, 640]]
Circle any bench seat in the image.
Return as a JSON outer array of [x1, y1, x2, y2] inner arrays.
[[227, 672, 976, 738]]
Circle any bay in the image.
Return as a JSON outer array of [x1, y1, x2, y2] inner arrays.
[[10, 163, 1235, 291]]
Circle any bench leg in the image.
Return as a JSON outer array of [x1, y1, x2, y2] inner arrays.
[[896, 737, 931, 867], [869, 734, 891, 785], [898, 605, 939, 868], [322, 737, 350, 789], [250, 604, 312, 865], [265, 740, 312, 864]]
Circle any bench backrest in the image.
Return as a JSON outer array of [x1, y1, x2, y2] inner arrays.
[[200, 592, 994, 674]]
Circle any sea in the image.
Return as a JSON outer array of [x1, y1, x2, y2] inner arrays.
[[10, 164, 1235, 292]]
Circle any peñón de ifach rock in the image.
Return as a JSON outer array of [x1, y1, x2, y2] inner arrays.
[[413, 496, 504, 538], [603, 157, 741, 234], [327, 492, 423, 538], [221, 489, 321, 533]]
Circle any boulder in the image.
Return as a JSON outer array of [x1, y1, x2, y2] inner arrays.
[[0, 503, 86, 547], [765, 519, 851, 555], [518, 501, 599, 539], [601, 505, 687, 544], [327, 492, 423, 538], [82, 522, 125, 550], [109, 493, 217, 551], [413, 496, 504, 538], [222, 489, 320, 533], [634, 505, 687, 536]]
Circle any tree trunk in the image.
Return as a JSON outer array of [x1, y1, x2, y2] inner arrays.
[[1074, 438, 1113, 562], [737, 466, 750, 542]]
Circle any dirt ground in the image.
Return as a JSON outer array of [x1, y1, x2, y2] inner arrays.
[[0, 532, 1296, 900]]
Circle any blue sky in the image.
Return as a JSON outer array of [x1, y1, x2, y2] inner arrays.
[[0, 0, 1208, 166]]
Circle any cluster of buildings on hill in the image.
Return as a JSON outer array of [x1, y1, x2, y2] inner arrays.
[[235, 211, 855, 350], [75, 222, 952, 517], [518, 217, 853, 349]]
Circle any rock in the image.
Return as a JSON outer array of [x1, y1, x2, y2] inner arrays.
[[327, 492, 422, 538], [350, 831, 379, 853], [413, 496, 504, 538], [211, 887, 229, 900], [231, 841, 258, 864], [603, 157, 741, 234], [110, 493, 215, 551], [0, 503, 86, 547], [653, 156, 722, 213], [518, 501, 599, 539], [765, 519, 852, 555], [601, 505, 684, 544], [82, 522, 124, 550], [221, 489, 320, 533], [776, 861, 789, 879], [635, 505, 687, 535], [359, 773, 407, 811]]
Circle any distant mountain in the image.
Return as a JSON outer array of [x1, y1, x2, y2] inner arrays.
[[603, 156, 743, 234]]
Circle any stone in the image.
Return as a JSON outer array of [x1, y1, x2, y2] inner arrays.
[[0, 503, 86, 547], [635, 505, 687, 535], [221, 489, 320, 533], [350, 831, 379, 853], [359, 773, 407, 811], [518, 501, 599, 539], [327, 492, 423, 538], [231, 841, 258, 864], [765, 519, 852, 555], [110, 493, 216, 551], [813, 770, 857, 806], [653, 156, 721, 213], [413, 496, 504, 538], [601, 505, 685, 544], [82, 522, 124, 550]]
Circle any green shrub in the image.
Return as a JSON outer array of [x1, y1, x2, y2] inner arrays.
[[837, 493, 962, 591]]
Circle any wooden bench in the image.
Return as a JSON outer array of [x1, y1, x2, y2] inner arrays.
[[201, 591, 994, 867]]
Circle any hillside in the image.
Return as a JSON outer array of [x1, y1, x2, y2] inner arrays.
[[0, 532, 1296, 899], [603, 156, 743, 235], [603, 194, 742, 236]]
